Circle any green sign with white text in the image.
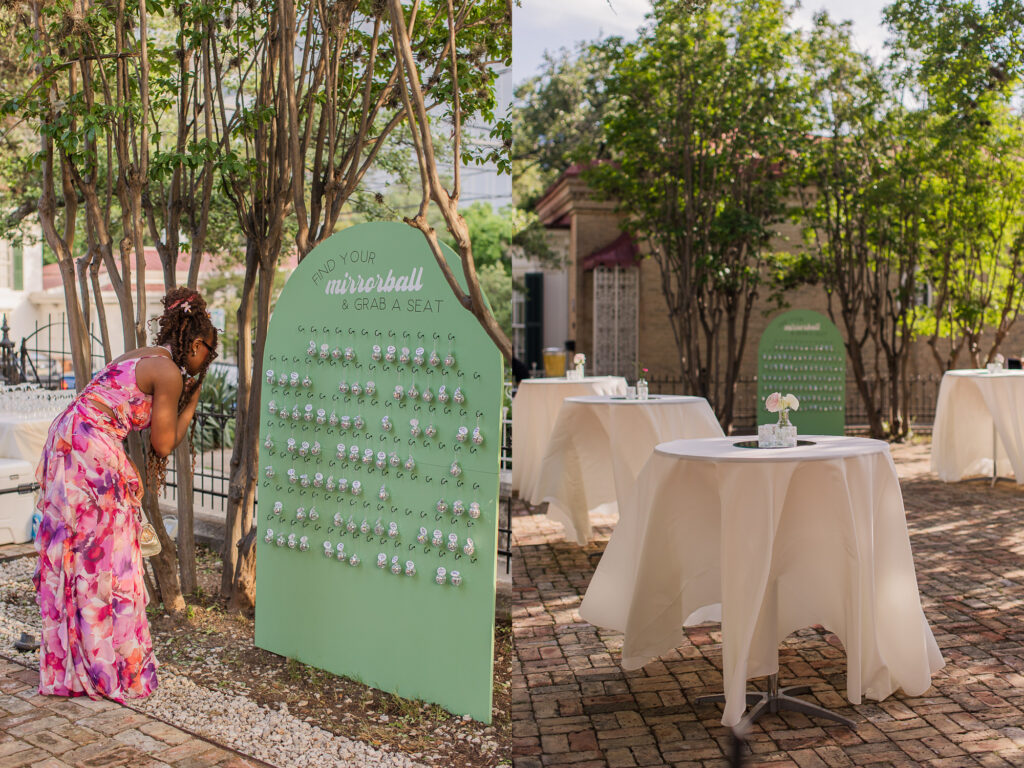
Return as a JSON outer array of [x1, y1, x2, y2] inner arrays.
[[255, 222, 501, 722], [757, 309, 846, 435]]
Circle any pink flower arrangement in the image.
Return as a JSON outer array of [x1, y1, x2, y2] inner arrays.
[[765, 392, 799, 412]]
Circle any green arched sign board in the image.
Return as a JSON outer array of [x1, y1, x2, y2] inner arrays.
[[757, 309, 845, 435], [256, 222, 502, 722]]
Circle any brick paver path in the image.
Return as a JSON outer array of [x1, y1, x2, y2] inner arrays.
[[511, 442, 1024, 767], [0, 661, 264, 767]]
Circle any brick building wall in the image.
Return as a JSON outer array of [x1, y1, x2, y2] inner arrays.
[[545, 181, 1024, 391]]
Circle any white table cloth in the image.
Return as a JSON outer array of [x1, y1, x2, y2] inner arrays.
[[511, 376, 627, 499], [931, 369, 1024, 483], [0, 416, 52, 465], [582, 435, 944, 727], [531, 395, 724, 544]]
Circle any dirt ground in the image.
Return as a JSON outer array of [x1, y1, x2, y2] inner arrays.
[[147, 547, 511, 767]]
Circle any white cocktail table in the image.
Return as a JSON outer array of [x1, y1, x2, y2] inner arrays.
[[531, 394, 723, 544], [510, 376, 626, 500], [931, 369, 1024, 484], [582, 435, 944, 728]]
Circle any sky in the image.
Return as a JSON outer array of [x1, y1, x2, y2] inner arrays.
[[512, 0, 892, 84]]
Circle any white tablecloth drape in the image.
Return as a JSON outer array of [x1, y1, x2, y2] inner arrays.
[[582, 435, 944, 727], [0, 416, 52, 465], [511, 377, 627, 498], [531, 395, 723, 544], [931, 369, 1024, 483]]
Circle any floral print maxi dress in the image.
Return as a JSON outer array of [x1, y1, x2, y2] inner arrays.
[[33, 355, 163, 701]]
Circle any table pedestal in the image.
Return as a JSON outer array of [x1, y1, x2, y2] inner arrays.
[[992, 424, 999, 486], [697, 673, 855, 730]]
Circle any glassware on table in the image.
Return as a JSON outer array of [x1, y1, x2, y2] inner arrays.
[[775, 408, 797, 448], [542, 347, 565, 378], [626, 386, 637, 400]]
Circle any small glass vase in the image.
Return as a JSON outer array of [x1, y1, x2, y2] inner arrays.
[[776, 409, 797, 448], [575, 363, 585, 379], [636, 377, 649, 400]]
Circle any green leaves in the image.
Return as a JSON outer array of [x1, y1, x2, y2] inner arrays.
[[589, 0, 804, 284], [512, 38, 622, 205], [564, 0, 808, 426]]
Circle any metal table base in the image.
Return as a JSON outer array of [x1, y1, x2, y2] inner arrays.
[[697, 673, 855, 731], [992, 424, 1000, 487]]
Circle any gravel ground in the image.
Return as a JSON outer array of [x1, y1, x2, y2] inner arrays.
[[0, 555, 506, 768]]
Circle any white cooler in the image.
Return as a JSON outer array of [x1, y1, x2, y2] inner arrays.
[[0, 458, 37, 544]]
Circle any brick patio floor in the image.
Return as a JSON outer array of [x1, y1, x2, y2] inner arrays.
[[0, 661, 264, 768], [511, 441, 1024, 768]]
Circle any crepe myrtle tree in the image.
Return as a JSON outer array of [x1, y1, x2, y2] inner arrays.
[[797, 13, 933, 441], [584, 0, 807, 431], [218, 0, 515, 610], [386, 0, 514, 363], [884, 0, 1024, 372], [4, 0, 229, 613]]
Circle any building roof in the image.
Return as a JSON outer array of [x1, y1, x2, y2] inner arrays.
[[40, 246, 301, 293], [535, 161, 619, 228], [534, 163, 587, 213], [42, 247, 214, 291], [582, 232, 639, 271]]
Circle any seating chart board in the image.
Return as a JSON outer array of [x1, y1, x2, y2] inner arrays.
[[757, 309, 846, 435], [255, 222, 502, 722]]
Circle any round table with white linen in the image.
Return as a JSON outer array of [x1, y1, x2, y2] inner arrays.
[[931, 369, 1024, 483], [530, 394, 724, 544], [581, 435, 944, 727], [0, 415, 53, 465], [511, 376, 627, 499]]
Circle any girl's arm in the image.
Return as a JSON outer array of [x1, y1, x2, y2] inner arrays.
[[147, 360, 188, 457]]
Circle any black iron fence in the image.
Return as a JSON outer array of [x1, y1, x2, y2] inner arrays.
[[7, 314, 238, 512], [10, 312, 519, 572], [646, 373, 944, 433], [4, 313, 106, 389]]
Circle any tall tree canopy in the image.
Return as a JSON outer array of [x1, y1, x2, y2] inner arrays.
[[586, 0, 807, 432], [0, 0, 512, 611], [511, 41, 616, 206]]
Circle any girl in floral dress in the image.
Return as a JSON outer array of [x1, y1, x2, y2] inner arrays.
[[33, 287, 218, 701]]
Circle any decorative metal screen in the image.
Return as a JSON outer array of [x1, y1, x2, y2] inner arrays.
[[592, 266, 638, 377]]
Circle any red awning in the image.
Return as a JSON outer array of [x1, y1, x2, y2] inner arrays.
[[581, 233, 639, 271]]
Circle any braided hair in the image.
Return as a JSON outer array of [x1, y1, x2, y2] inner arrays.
[[146, 287, 219, 493]]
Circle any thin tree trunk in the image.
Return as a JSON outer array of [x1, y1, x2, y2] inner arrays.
[[221, 243, 259, 597], [229, 255, 276, 611], [54, 259, 92, 389], [174, 439, 196, 594], [88, 250, 113, 362], [128, 433, 185, 615]]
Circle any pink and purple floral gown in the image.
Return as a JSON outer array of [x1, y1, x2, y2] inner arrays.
[[33, 355, 163, 701]]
